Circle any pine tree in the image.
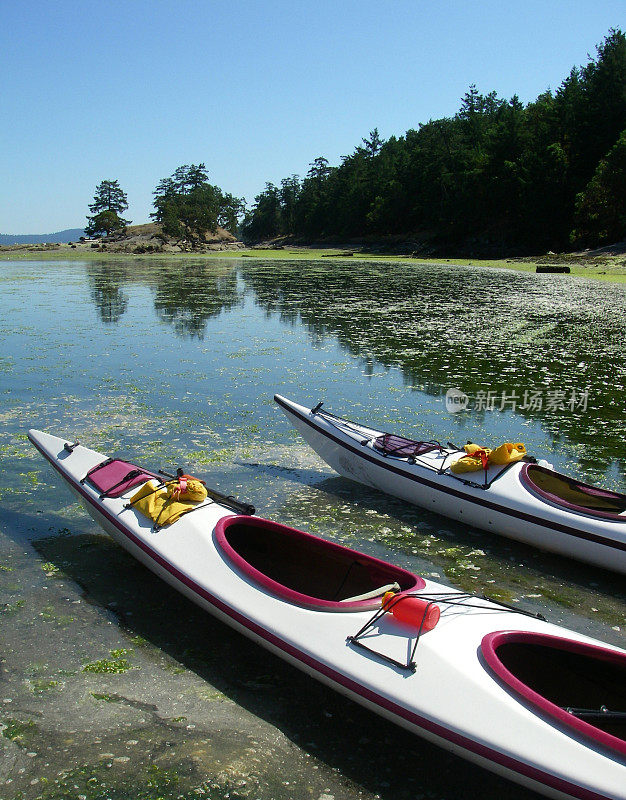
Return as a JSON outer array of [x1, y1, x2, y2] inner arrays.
[[571, 129, 626, 246], [85, 180, 131, 237]]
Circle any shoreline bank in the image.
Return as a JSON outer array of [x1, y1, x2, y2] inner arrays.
[[2, 241, 626, 283]]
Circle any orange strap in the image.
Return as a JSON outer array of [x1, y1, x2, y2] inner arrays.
[[462, 448, 490, 471]]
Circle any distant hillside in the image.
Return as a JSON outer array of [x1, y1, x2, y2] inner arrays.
[[0, 228, 84, 245]]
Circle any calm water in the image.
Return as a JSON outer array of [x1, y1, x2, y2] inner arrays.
[[1, 257, 625, 800]]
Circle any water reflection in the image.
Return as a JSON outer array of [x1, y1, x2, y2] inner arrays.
[[152, 265, 241, 339], [240, 260, 626, 473], [83, 258, 626, 473], [86, 261, 242, 337], [89, 266, 129, 323]]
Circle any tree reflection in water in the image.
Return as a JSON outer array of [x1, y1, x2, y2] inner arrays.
[[89, 263, 129, 324], [87, 260, 242, 338], [240, 260, 626, 475], [152, 265, 241, 339]]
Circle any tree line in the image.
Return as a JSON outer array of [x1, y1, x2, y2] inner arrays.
[[241, 29, 626, 254], [86, 29, 624, 253]]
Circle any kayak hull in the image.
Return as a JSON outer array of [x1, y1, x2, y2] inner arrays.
[[274, 395, 626, 574], [29, 429, 626, 800]]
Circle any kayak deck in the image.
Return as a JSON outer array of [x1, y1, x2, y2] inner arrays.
[[306, 402, 532, 488], [304, 400, 626, 515]]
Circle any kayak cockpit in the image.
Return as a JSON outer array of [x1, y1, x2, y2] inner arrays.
[[214, 516, 423, 611], [482, 631, 626, 757], [520, 463, 626, 520]]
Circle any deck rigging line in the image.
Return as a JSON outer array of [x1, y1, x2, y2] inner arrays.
[[348, 591, 547, 672], [310, 402, 534, 489]]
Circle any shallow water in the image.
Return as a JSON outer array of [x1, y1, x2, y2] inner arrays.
[[1, 258, 625, 799]]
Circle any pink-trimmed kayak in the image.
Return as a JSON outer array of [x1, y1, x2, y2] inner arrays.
[[275, 395, 626, 574], [29, 429, 626, 800]]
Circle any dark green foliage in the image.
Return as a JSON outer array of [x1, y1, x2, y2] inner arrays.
[[240, 182, 281, 241], [572, 129, 626, 247], [85, 209, 128, 238], [85, 179, 130, 237], [241, 29, 626, 253], [151, 163, 245, 243]]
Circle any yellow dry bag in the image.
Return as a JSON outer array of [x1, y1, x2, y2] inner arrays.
[[450, 442, 526, 474], [129, 474, 208, 528]]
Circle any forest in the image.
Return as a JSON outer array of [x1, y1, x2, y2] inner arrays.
[[241, 29, 626, 255]]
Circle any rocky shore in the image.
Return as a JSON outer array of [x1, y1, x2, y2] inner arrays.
[[0, 223, 245, 256], [99, 223, 246, 254]]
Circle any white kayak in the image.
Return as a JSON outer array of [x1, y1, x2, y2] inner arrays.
[[29, 428, 626, 800], [275, 395, 626, 574]]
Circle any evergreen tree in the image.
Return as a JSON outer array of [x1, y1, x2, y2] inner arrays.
[[279, 175, 301, 234], [151, 164, 244, 242], [571, 129, 626, 246], [240, 183, 282, 241], [294, 157, 334, 237], [85, 179, 130, 237]]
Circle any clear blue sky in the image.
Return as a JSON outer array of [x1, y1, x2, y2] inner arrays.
[[1, 0, 624, 233]]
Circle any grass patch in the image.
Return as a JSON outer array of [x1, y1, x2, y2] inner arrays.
[[3, 244, 625, 283], [82, 648, 134, 674]]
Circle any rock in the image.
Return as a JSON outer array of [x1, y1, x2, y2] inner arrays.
[[97, 223, 244, 253]]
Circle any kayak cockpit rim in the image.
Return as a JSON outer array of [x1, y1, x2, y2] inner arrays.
[[214, 515, 424, 612], [481, 630, 626, 758], [520, 463, 626, 521]]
